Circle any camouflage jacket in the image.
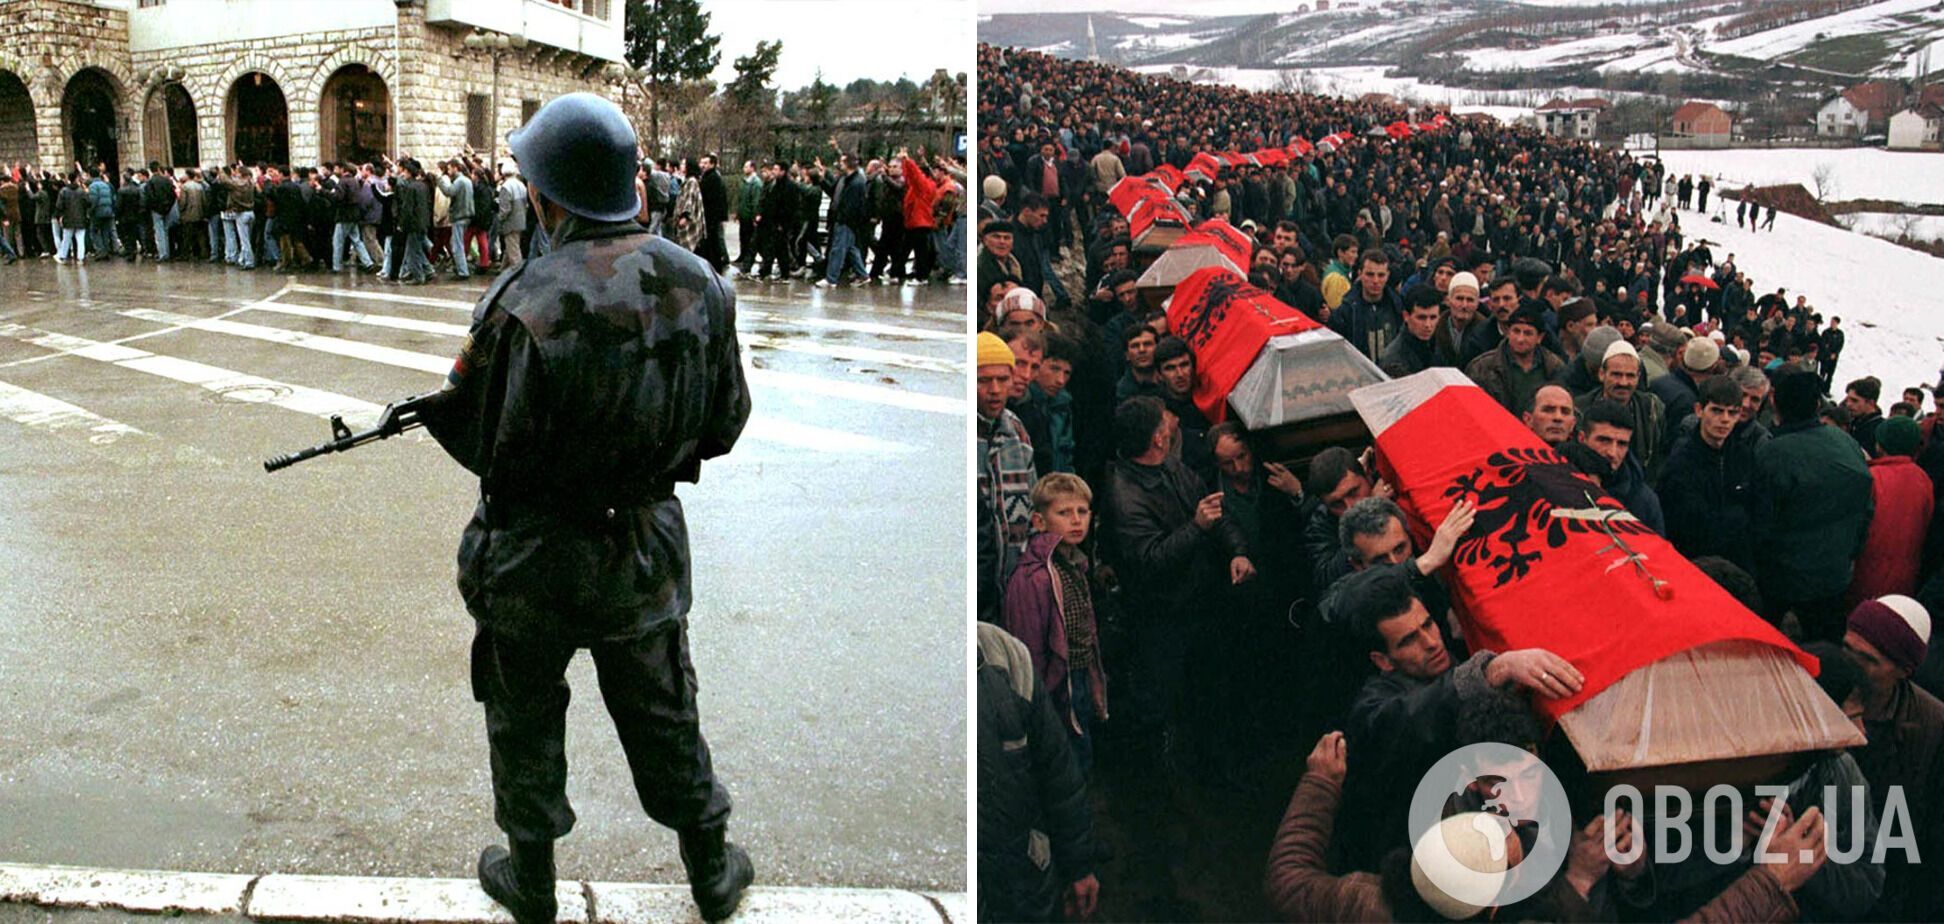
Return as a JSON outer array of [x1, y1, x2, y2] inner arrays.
[[423, 214, 751, 642]]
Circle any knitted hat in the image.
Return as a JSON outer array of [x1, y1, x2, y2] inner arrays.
[[1508, 305, 1546, 332], [1603, 340, 1640, 365], [976, 331, 1016, 369], [1648, 322, 1688, 356], [1681, 337, 1720, 373], [1581, 326, 1623, 367], [982, 219, 1016, 237], [982, 175, 1007, 200], [994, 287, 1046, 324], [1448, 271, 1480, 294], [1879, 415, 1921, 457], [1847, 595, 1932, 675]]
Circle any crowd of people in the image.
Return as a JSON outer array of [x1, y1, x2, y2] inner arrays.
[[974, 44, 1944, 922], [0, 141, 970, 288]]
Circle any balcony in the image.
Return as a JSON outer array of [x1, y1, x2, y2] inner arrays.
[[425, 0, 623, 62]]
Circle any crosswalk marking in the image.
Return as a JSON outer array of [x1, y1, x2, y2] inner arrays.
[[743, 365, 962, 415], [282, 283, 476, 311], [244, 301, 472, 337], [739, 310, 962, 341], [0, 322, 385, 427], [119, 308, 454, 375], [0, 378, 149, 444], [740, 334, 961, 374]]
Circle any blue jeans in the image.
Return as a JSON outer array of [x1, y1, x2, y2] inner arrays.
[[209, 215, 224, 261], [221, 213, 238, 262], [332, 221, 372, 271], [823, 224, 866, 283], [448, 218, 470, 277], [90, 216, 117, 257], [233, 212, 255, 268], [56, 225, 85, 261], [401, 230, 431, 280], [261, 216, 279, 266], [151, 211, 171, 260]]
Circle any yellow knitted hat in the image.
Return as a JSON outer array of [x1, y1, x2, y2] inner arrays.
[[977, 331, 1016, 369]]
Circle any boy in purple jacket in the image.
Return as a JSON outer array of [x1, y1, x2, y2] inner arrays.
[[1003, 473, 1110, 772]]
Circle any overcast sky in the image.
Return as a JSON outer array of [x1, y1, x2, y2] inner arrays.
[[706, 0, 968, 90]]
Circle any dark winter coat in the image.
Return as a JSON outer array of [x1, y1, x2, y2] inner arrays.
[[419, 216, 749, 643], [1751, 418, 1875, 606], [1327, 284, 1402, 361], [1102, 454, 1244, 618], [1467, 341, 1564, 416], [1656, 420, 1767, 571], [976, 624, 1100, 923], [395, 177, 430, 234]]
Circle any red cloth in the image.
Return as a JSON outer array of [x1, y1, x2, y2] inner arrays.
[[1254, 148, 1291, 167], [1167, 267, 1320, 423], [1291, 138, 1314, 155], [1187, 152, 1224, 178], [1847, 456, 1935, 606], [900, 156, 937, 231], [1108, 176, 1172, 218], [1188, 217, 1252, 269], [1127, 196, 1191, 242], [1386, 122, 1411, 140], [1373, 383, 1815, 719], [1152, 165, 1186, 191]]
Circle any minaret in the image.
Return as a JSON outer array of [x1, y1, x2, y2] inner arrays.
[[1087, 14, 1100, 61]]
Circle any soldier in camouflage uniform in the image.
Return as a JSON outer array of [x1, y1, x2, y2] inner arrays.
[[419, 92, 755, 924]]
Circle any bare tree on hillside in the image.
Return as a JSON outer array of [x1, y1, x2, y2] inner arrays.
[[1812, 162, 1837, 202]]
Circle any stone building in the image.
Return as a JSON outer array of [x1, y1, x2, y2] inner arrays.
[[0, 0, 625, 178]]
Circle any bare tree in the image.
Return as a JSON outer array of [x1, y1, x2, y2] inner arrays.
[[1812, 162, 1837, 201]]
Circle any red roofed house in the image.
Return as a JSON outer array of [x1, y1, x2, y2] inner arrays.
[[1535, 97, 1610, 139], [1889, 103, 1942, 150], [1671, 101, 1732, 147], [1818, 81, 1903, 137]]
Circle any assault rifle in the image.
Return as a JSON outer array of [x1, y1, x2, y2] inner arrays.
[[263, 391, 440, 472]]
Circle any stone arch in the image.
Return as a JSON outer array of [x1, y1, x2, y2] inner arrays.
[[299, 42, 398, 115], [0, 49, 45, 111], [0, 52, 42, 166], [210, 53, 298, 112], [47, 53, 139, 108], [60, 66, 135, 179], [142, 81, 200, 169]]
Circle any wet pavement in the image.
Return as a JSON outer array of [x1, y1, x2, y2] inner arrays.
[[0, 256, 968, 890]]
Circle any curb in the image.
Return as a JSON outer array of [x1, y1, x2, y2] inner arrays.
[[0, 864, 967, 923]]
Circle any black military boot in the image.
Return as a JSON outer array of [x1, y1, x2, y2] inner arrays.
[[679, 824, 754, 921], [478, 838, 557, 924]]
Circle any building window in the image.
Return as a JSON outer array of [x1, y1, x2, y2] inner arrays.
[[521, 99, 540, 126], [466, 93, 491, 150], [138, 0, 165, 6]]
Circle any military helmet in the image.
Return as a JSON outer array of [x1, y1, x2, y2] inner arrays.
[[507, 92, 641, 223]]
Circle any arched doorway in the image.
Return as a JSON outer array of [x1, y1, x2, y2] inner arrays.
[[143, 82, 198, 169], [63, 68, 121, 179], [227, 72, 288, 167], [0, 70, 38, 166], [319, 65, 390, 166]]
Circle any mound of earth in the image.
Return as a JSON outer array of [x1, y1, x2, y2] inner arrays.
[[1721, 183, 1836, 226]]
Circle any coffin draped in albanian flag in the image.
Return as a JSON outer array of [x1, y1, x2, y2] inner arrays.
[[1166, 266, 1385, 426], [1190, 217, 1253, 269], [1348, 370, 1865, 774], [1108, 175, 1176, 219], [1291, 138, 1314, 156], [1185, 152, 1225, 181], [1125, 192, 1195, 254], [1137, 229, 1249, 310], [1255, 147, 1292, 167], [1151, 164, 1186, 192]]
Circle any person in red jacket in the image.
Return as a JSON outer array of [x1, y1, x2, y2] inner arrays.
[[898, 146, 937, 286], [1850, 415, 1934, 606]]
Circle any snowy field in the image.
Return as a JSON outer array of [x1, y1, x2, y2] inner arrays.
[[1840, 211, 1944, 242], [1703, 0, 1943, 61], [1658, 201, 1944, 392], [1638, 147, 1944, 206], [1462, 33, 1654, 72]]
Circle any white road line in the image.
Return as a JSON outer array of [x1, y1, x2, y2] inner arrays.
[[118, 307, 453, 374], [736, 290, 966, 322], [0, 323, 383, 427], [0, 284, 292, 370], [256, 299, 961, 415], [0, 378, 150, 445], [282, 283, 477, 311], [31, 313, 917, 453], [740, 310, 962, 341], [741, 333, 962, 374], [244, 301, 472, 337]]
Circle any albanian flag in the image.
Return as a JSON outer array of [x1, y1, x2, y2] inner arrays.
[[1108, 175, 1175, 219], [1186, 151, 1225, 180], [1150, 164, 1186, 192], [1349, 371, 1862, 770], [1190, 217, 1253, 270], [1290, 138, 1314, 156], [1254, 148, 1291, 167], [1165, 267, 1322, 422]]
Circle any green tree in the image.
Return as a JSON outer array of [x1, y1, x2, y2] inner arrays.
[[803, 70, 838, 127], [726, 40, 783, 109], [624, 0, 722, 152]]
